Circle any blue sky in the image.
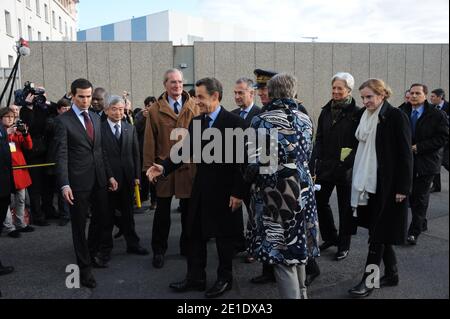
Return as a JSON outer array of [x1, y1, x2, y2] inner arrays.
[[77, 0, 449, 43]]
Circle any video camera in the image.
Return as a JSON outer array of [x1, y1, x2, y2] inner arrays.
[[14, 119, 27, 134], [14, 81, 47, 107]]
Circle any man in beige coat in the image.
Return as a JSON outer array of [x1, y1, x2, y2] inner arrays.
[[143, 69, 199, 268]]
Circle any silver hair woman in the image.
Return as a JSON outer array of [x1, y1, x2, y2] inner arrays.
[[245, 73, 319, 299]]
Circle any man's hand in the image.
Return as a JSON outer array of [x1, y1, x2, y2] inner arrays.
[[25, 93, 35, 106], [412, 144, 417, 154], [229, 196, 243, 212], [135, 179, 140, 186], [146, 164, 164, 183], [109, 177, 118, 191], [6, 127, 16, 135], [62, 186, 75, 205], [395, 193, 407, 203]]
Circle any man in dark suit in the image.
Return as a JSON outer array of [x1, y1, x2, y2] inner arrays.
[[231, 77, 261, 262], [91, 87, 108, 121], [0, 123, 15, 297], [399, 84, 449, 245], [429, 88, 449, 192], [148, 77, 246, 298], [100, 95, 148, 259], [55, 78, 118, 288]]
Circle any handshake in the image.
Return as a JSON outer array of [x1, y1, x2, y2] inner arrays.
[[146, 163, 164, 183]]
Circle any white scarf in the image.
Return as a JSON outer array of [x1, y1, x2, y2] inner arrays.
[[351, 104, 383, 208]]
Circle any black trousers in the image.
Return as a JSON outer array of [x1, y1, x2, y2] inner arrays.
[[151, 196, 189, 255], [69, 186, 108, 273], [408, 174, 434, 237], [365, 242, 397, 275], [100, 185, 140, 257], [187, 211, 234, 282], [27, 166, 46, 223], [0, 195, 11, 231], [315, 181, 352, 251], [140, 171, 156, 204]]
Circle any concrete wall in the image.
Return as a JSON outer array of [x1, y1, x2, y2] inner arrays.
[[20, 41, 449, 124]]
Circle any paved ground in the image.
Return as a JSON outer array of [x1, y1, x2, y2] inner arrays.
[[0, 169, 448, 299]]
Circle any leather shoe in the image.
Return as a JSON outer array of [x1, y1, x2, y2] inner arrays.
[[80, 274, 97, 288], [92, 256, 108, 268], [205, 280, 232, 298], [7, 230, 21, 238], [152, 254, 164, 268], [33, 220, 50, 226], [348, 279, 373, 298], [335, 250, 349, 261], [18, 225, 35, 232], [169, 278, 206, 292], [407, 235, 417, 245], [380, 274, 399, 287], [250, 274, 276, 284], [319, 241, 337, 251], [0, 265, 14, 276], [127, 246, 149, 255], [305, 270, 320, 287]]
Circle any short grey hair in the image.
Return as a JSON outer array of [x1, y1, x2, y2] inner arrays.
[[163, 68, 183, 84], [332, 72, 354, 92], [267, 73, 297, 99], [104, 95, 125, 109], [236, 77, 254, 90]]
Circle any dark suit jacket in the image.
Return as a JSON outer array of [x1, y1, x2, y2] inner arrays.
[[101, 120, 140, 189], [0, 126, 14, 198], [400, 101, 449, 176], [54, 108, 113, 192], [163, 106, 246, 238], [231, 104, 262, 128]]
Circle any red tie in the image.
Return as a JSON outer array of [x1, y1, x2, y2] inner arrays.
[[81, 111, 94, 141]]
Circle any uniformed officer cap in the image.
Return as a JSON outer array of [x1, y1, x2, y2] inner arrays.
[[253, 69, 278, 89]]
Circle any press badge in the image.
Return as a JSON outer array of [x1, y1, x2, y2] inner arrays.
[[9, 142, 17, 153]]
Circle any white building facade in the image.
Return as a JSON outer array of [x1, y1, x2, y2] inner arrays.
[[77, 10, 258, 44], [0, 0, 79, 68]]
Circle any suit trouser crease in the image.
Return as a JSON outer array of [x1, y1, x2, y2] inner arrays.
[[408, 174, 434, 237]]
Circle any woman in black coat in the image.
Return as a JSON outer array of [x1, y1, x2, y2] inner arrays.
[[349, 79, 413, 298]]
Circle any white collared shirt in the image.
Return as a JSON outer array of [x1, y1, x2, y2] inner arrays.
[[239, 103, 254, 119], [107, 118, 121, 136], [168, 95, 183, 113]]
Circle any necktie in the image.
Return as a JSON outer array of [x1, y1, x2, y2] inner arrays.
[[114, 124, 121, 140], [411, 110, 419, 137], [81, 111, 94, 141], [239, 110, 247, 119], [174, 101, 180, 115], [203, 115, 213, 129]]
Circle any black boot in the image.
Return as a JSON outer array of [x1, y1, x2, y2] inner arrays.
[[380, 264, 399, 287], [348, 273, 374, 298], [305, 258, 320, 286]]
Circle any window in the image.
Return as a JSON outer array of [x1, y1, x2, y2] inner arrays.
[[58, 16, 62, 33], [52, 10, 55, 28], [35, 0, 40, 16], [46, 36, 49, 41], [28, 25, 32, 40], [44, 4, 48, 22], [5, 11, 12, 35], [8, 55, 14, 68], [18, 18, 23, 37], [38, 31, 41, 40]]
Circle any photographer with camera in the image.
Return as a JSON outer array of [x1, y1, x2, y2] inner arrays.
[[0, 107, 34, 237], [17, 82, 54, 226]]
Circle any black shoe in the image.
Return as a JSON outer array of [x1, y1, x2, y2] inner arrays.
[[305, 258, 320, 287], [92, 256, 108, 268], [380, 274, 399, 287], [319, 241, 337, 251], [205, 280, 232, 298], [33, 220, 50, 226], [407, 235, 417, 245], [0, 265, 14, 276], [169, 278, 206, 292], [80, 274, 97, 288], [348, 278, 374, 298], [305, 270, 320, 287], [250, 274, 276, 284], [18, 225, 35, 233], [113, 230, 123, 239], [127, 246, 149, 255], [152, 254, 164, 268], [7, 230, 21, 238], [58, 219, 70, 226], [335, 250, 349, 261]]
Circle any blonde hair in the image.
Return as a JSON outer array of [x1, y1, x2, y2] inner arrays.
[[359, 78, 392, 99]]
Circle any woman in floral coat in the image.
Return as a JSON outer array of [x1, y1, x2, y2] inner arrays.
[[245, 73, 319, 299]]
